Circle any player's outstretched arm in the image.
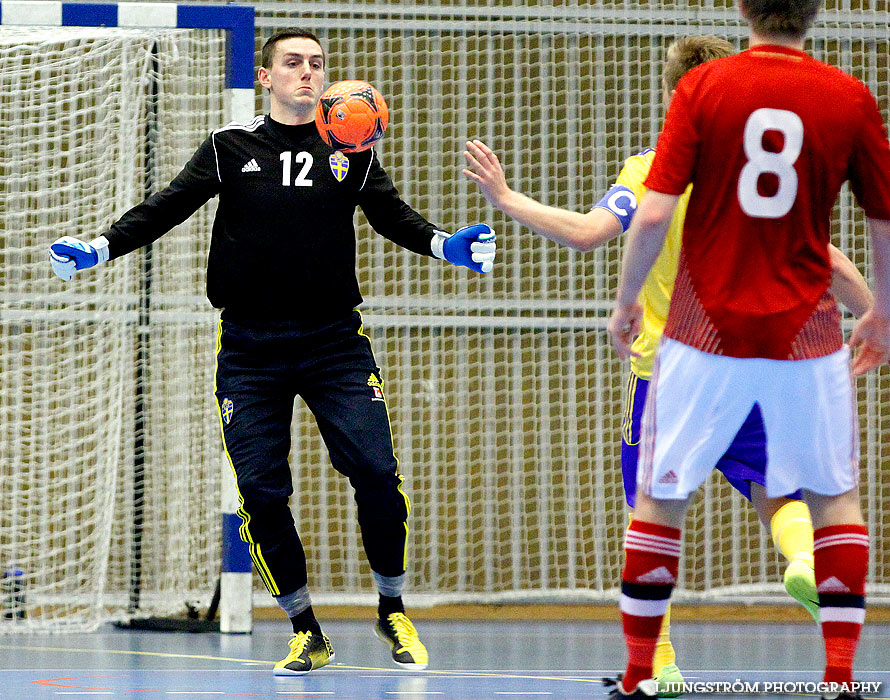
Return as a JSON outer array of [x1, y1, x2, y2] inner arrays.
[[829, 243, 872, 318], [850, 218, 890, 375], [49, 136, 219, 282], [462, 139, 622, 252], [431, 224, 496, 273], [608, 190, 680, 360], [49, 236, 110, 281]]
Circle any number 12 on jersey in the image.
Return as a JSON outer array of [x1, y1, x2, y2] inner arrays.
[[280, 151, 313, 187], [737, 108, 803, 219]]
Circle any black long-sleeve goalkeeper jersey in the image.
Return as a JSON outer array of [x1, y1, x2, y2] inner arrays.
[[102, 115, 439, 320]]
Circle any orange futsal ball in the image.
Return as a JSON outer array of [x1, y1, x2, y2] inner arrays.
[[314, 80, 389, 153]]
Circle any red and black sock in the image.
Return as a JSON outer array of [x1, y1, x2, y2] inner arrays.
[[814, 524, 868, 685], [620, 519, 682, 691]]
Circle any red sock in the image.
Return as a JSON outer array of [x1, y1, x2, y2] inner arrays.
[[814, 524, 868, 685], [621, 519, 681, 691]]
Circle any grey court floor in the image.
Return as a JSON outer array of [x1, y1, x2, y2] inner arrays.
[[0, 619, 888, 699]]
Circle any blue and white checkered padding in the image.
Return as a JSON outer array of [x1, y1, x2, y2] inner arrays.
[[0, 2, 255, 89]]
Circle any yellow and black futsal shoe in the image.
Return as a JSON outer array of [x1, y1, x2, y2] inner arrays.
[[273, 630, 334, 676], [374, 612, 429, 669]]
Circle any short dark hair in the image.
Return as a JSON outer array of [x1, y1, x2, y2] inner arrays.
[[261, 28, 324, 69], [740, 0, 822, 40], [663, 35, 734, 93]]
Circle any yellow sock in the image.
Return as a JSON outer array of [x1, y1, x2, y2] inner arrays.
[[770, 500, 815, 566], [652, 603, 676, 674]]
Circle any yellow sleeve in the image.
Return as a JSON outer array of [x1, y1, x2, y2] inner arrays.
[[613, 149, 655, 204]]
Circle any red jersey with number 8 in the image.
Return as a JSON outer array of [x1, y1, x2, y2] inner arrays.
[[645, 45, 890, 360]]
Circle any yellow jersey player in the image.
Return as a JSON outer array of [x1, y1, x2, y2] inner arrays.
[[463, 35, 872, 697]]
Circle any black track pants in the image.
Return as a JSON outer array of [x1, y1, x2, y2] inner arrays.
[[215, 310, 409, 597]]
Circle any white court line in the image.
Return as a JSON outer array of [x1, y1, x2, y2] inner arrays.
[[275, 693, 335, 696], [385, 693, 444, 695], [358, 674, 465, 678], [495, 694, 553, 696], [55, 694, 115, 696]]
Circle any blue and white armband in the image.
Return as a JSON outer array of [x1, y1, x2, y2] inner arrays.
[[593, 185, 638, 232]]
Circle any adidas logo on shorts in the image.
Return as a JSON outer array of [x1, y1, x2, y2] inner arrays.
[[658, 470, 679, 484], [241, 158, 261, 173]]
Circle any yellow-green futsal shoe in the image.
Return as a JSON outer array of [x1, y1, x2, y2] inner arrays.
[[375, 612, 429, 669], [654, 663, 684, 697], [784, 559, 820, 622], [273, 630, 334, 676]]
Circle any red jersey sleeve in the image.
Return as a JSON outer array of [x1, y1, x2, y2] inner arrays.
[[644, 76, 700, 195], [848, 83, 890, 220]]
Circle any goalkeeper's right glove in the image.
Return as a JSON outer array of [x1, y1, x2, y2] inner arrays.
[[50, 235, 110, 281]]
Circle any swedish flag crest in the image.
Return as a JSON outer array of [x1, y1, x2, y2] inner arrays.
[[329, 151, 349, 182], [221, 397, 234, 425]]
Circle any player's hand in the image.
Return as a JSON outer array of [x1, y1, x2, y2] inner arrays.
[[607, 302, 644, 360], [849, 309, 890, 375], [462, 139, 511, 208], [49, 235, 109, 281], [441, 224, 497, 273]]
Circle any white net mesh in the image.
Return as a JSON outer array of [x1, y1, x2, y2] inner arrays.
[[1, 6, 889, 633], [277, 10, 890, 606], [0, 26, 226, 631]]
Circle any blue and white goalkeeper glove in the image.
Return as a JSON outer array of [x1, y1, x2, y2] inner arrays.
[[432, 224, 496, 274], [49, 235, 110, 281]]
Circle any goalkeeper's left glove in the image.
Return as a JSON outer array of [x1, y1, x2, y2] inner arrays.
[[49, 235, 110, 281], [431, 224, 496, 273]]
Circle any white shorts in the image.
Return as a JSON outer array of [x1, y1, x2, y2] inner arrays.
[[638, 338, 859, 500]]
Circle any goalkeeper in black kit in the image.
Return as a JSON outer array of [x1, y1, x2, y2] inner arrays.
[[49, 27, 496, 676]]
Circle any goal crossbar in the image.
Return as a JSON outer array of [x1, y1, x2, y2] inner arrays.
[[0, 1, 254, 118]]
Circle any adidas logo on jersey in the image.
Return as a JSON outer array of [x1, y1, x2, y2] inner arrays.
[[241, 158, 261, 173], [818, 576, 851, 593], [636, 566, 676, 584], [658, 470, 679, 484]]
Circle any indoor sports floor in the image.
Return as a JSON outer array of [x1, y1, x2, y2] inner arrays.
[[1, 618, 888, 699]]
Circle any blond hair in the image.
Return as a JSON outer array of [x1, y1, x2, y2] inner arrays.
[[663, 35, 735, 93]]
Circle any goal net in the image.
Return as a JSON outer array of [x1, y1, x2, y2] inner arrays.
[[2, 7, 889, 633], [0, 25, 227, 631], [290, 9, 890, 607]]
